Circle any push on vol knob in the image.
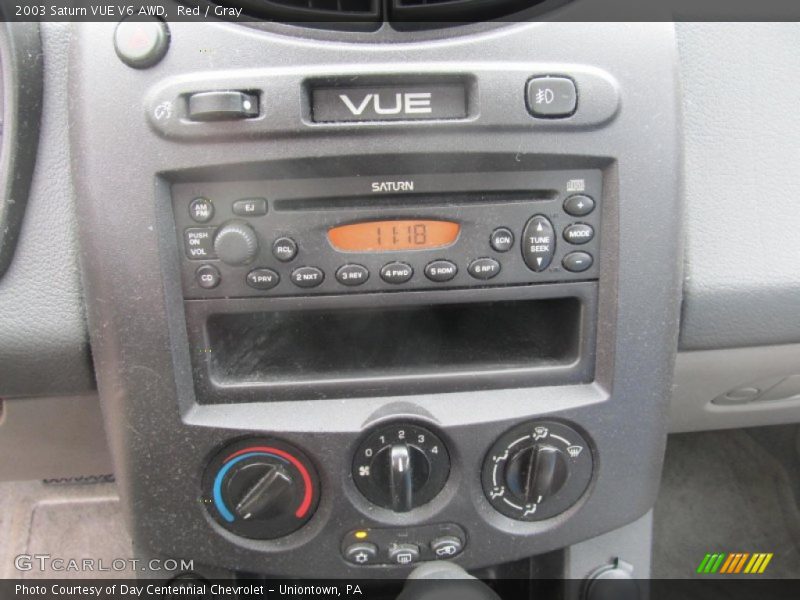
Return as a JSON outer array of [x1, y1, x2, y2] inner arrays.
[[213, 220, 259, 265]]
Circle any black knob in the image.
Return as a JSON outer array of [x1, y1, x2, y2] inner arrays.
[[353, 423, 449, 512], [202, 438, 320, 540], [505, 444, 568, 505], [213, 221, 258, 265], [229, 462, 293, 521], [482, 421, 593, 521]]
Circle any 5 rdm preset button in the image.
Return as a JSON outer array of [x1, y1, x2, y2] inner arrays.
[[425, 260, 458, 282]]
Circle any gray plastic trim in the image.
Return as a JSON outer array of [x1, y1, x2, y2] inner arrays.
[[671, 345, 800, 433]]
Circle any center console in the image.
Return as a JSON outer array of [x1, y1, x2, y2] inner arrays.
[[70, 17, 682, 584]]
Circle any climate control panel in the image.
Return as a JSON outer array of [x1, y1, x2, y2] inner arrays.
[[172, 170, 602, 300]]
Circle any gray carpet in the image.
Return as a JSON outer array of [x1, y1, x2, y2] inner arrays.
[[653, 428, 800, 578]]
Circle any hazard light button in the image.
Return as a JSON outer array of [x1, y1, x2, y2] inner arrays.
[[522, 215, 555, 272]]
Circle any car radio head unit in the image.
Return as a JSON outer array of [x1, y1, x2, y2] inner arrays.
[[172, 169, 602, 300]]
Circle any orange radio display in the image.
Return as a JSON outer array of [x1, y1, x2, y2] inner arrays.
[[328, 220, 460, 252]]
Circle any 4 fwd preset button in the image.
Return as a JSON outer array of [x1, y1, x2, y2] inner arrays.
[[291, 266, 324, 288], [522, 215, 555, 272], [380, 262, 413, 285]]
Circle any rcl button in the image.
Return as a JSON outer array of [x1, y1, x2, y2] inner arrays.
[[380, 262, 413, 285], [291, 266, 324, 288], [272, 237, 298, 262], [563, 223, 594, 245], [184, 228, 217, 260], [336, 264, 369, 286], [522, 216, 555, 272], [468, 258, 501, 280], [246, 268, 280, 290]]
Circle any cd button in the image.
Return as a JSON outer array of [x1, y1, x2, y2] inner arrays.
[[563, 223, 594, 245], [424, 260, 458, 282], [246, 268, 280, 290], [562, 252, 593, 272], [380, 262, 413, 285], [291, 266, 325, 288], [468, 258, 501, 280], [490, 227, 514, 252], [336, 264, 370, 286], [195, 264, 220, 289]]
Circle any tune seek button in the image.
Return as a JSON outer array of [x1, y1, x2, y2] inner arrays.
[[291, 266, 324, 288], [380, 262, 413, 285], [562, 251, 593, 272], [424, 260, 458, 282], [468, 258, 501, 280], [246, 268, 280, 290], [336, 264, 369, 286], [522, 215, 555, 272]]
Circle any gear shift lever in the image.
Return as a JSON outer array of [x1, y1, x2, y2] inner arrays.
[[397, 563, 501, 600]]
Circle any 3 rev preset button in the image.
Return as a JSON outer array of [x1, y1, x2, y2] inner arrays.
[[336, 264, 369, 286], [522, 215, 555, 272]]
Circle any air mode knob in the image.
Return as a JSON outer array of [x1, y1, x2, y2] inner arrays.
[[353, 423, 450, 512], [202, 438, 320, 539], [213, 221, 258, 265], [482, 421, 592, 521]]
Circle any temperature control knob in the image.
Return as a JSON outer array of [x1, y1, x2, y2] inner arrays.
[[482, 421, 592, 521], [202, 438, 320, 539], [213, 221, 258, 265], [353, 423, 450, 512]]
